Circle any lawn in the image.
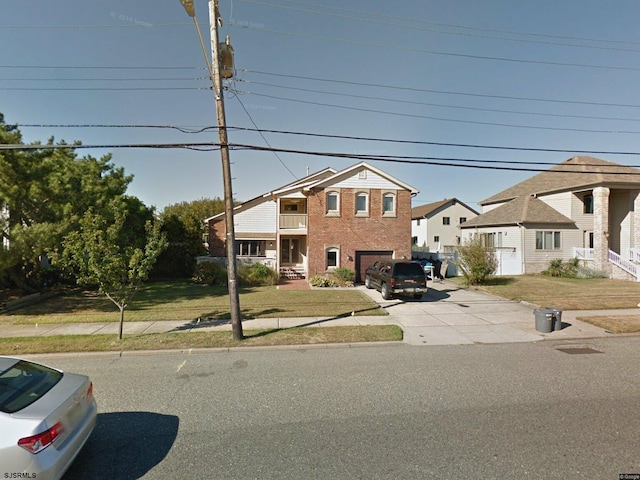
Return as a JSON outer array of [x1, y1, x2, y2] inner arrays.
[[1, 281, 386, 325], [467, 275, 640, 310]]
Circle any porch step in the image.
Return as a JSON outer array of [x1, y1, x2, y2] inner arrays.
[[280, 267, 305, 280]]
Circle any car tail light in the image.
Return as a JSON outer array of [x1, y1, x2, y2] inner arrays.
[[390, 277, 396, 287], [87, 382, 94, 400], [18, 422, 64, 454]]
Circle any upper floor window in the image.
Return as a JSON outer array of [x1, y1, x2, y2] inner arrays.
[[459, 217, 467, 224], [382, 193, 396, 216], [442, 217, 450, 225], [326, 191, 339, 215], [536, 231, 561, 250], [355, 192, 369, 216], [416, 219, 421, 226], [583, 193, 594, 214]]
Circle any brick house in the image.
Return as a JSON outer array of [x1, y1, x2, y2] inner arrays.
[[204, 162, 418, 283], [460, 156, 640, 280]]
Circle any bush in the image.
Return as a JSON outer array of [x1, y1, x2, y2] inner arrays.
[[238, 263, 278, 286], [456, 234, 498, 286], [543, 258, 607, 279], [309, 274, 337, 287], [331, 267, 355, 287], [191, 261, 228, 285]]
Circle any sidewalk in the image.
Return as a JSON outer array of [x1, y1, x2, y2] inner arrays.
[[0, 280, 631, 346]]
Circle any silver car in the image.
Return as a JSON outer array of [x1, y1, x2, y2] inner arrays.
[[0, 356, 97, 480]]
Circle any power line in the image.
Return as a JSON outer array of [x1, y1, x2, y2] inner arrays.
[[13, 123, 640, 156]]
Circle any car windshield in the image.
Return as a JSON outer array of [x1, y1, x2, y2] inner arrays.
[[0, 360, 63, 414], [394, 263, 424, 276]]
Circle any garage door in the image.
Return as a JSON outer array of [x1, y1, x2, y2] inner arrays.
[[355, 250, 393, 283]]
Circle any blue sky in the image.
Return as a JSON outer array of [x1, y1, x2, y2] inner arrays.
[[2, 0, 640, 213]]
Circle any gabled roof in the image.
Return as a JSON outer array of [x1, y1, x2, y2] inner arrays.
[[304, 162, 419, 195], [460, 195, 574, 228], [411, 198, 479, 220], [481, 156, 640, 206]]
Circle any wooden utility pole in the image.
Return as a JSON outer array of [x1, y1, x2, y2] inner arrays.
[[180, 0, 242, 340]]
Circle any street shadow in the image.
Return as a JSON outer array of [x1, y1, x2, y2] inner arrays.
[[422, 289, 452, 302], [63, 411, 179, 480]]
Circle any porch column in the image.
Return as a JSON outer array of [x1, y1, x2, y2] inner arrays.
[[593, 186, 610, 271]]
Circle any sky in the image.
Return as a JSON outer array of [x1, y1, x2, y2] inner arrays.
[[3, 0, 640, 213]]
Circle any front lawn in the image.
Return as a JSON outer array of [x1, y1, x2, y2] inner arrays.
[[1, 281, 386, 325]]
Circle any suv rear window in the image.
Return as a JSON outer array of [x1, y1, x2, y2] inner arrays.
[[393, 262, 425, 276], [0, 360, 62, 413]]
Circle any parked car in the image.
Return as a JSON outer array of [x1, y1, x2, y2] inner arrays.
[[0, 356, 97, 480], [364, 260, 428, 300]]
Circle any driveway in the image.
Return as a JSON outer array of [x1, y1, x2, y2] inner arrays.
[[358, 280, 608, 346]]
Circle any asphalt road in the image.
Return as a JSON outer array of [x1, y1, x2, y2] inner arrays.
[[43, 338, 640, 479]]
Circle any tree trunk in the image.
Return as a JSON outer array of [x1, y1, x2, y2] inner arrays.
[[118, 305, 125, 340]]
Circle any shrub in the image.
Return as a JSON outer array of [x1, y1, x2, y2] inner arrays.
[[543, 258, 607, 279], [331, 267, 355, 287], [309, 274, 337, 287], [456, 234, 498, 286], [191, 261, 227, 285], [238, 263, 278, 286]]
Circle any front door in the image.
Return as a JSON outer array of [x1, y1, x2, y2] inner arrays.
[[281, 238, 301, 264]]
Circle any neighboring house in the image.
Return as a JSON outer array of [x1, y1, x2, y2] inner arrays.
[[204, 162, 418, 283], [460, 156, 640, 280], [411, 198, 479, 252]]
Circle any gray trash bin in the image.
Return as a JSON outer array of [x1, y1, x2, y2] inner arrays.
[[534, 308, 554, 333], [552, 308, 563, 331]]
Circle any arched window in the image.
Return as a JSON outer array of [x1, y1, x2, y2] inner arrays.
[[355, 191, 369, 216], [326, 247, 339, 269], [382, 192, 396, 216]]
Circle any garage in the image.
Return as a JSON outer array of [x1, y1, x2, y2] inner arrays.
[[355, 250, 393, 283]]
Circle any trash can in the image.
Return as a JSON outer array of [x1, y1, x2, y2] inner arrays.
[[534, 308, 554, 333], [552, 308, 563, 331]]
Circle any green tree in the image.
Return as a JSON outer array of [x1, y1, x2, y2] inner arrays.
[[456, 234, 498, 286], [57, 198, 167, 339], [154, 198, 225, 278], [0, 115, 131, 291]]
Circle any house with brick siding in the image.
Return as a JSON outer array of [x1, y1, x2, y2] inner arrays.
[[204, 162, 418, 283], [460, 156, 640, 280]]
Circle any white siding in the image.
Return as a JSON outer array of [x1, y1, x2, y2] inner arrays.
[[540, 191, 571, 217], [234, 200, 277, 234], [332, 170, 401, 190]]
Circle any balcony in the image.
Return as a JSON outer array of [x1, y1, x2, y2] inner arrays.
[[279, 214, 307, 230]]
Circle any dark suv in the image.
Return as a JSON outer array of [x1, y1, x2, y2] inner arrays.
[[364, 260, 427, 300]]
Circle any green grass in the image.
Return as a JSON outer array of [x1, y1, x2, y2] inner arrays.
[[461, 275, 640, 310], [1, 281, 386, 325], [0, 325, 404, 355]]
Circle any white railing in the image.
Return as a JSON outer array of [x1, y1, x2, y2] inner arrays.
[[572, 247, 593, 260], [279, 214, 307, 229], [630, 248, 640, 263], [609, 250, 640, 280]]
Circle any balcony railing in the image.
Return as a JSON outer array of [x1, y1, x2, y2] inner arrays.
[[279, 214, 307, 229]]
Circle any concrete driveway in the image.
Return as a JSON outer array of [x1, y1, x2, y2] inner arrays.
[[358, 279, 610, 346]]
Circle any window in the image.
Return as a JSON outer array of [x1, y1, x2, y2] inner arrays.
[[483, 232, 502, 248], [536, 231, 561, 250], [459, 217, 467, 224], [416, 219, 421, 226], [355, 192, 369, 215], [583, 193, 594, 214], [442, 217, 450, 225], [434, 235, 440, 243], [326, 247, 339, 269], [235, 240, 266, 257], [382, 193, 396, 216], [326, 191, 339, 215], [412, 236, 418, 245]]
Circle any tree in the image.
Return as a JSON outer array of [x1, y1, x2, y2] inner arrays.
[[456, 234, 498, 286], [0, 115, 132, 291], [154, 198, 226, 278], [57, 198, 167, 339]]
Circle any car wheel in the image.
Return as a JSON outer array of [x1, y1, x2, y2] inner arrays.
[[364, 275, 372, 289], [381, 283, 391, 300], [413, 293, 423, 300]]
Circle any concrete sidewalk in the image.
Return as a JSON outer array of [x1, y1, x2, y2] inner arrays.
[[0, 280, 630, 346]]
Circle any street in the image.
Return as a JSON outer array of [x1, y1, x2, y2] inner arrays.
[[44, 338, 640, 479]]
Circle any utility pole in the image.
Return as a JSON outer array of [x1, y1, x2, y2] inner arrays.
[[180, 0, 243, 340]]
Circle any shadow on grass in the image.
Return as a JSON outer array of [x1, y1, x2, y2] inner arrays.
[[63, 411, 179, 480]]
